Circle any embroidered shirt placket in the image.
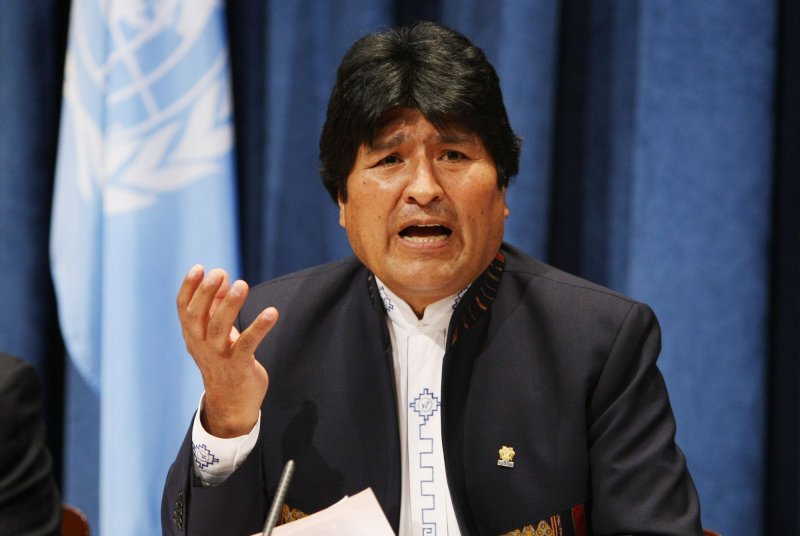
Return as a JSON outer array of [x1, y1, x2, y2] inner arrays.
[[377, 278, 463, 536]]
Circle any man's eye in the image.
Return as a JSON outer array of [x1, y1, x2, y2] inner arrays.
[[442, 150, 466, 161], [378, 154, 402, 166]]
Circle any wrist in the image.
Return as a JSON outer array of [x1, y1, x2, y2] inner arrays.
[[200, 396, 260, 438]]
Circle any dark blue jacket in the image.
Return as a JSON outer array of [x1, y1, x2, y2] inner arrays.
[[162, 243, 702, 535]]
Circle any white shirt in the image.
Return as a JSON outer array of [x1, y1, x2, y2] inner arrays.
[[190, 279, 465, 535]]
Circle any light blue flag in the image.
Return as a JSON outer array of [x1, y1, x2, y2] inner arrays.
[[51, 0, 239, 532]]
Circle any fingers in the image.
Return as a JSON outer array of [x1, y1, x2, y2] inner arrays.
[[177, 265, 277, 359], [234, 307, 279, 358], [206, 279, 249, 348], [176, 265, 275, 437], [181, 268, 227, 339], [176, 264, 204, 312], [210, 271, 232, 317], [177, 265, 207, 343]]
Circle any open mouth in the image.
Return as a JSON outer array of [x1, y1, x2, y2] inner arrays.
[[399, 224, 452, 243]]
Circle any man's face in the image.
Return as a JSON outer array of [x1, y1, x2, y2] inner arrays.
[[338, 109, 509, 316]]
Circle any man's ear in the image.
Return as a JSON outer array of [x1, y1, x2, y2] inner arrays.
[[502, 187, 510, 219], [337, 194, 346, 228]]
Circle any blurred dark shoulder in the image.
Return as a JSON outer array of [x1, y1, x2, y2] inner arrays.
[[0, 351, 62, 536]]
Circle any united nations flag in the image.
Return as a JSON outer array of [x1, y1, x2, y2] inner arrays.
[[50, 1, 239, 533]]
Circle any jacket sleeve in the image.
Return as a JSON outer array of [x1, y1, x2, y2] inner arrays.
[[586, 302, 703, 535], [161, 416, 268, 535]]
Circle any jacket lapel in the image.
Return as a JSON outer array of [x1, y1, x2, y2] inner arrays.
[[442, 251, 506, 534]]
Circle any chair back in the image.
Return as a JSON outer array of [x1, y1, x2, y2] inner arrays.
[[62, 504, 90, 536]]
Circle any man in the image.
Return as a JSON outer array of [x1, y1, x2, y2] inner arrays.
[[163, 22, 702, 535], [0, 352, 61, 536]]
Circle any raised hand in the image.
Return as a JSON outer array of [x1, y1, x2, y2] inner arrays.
[[177, 265, 278, 438]]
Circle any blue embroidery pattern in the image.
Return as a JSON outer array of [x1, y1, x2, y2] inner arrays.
[[410, 388, 442, 534], [377, 284, 395, 311], [453, 287, 469, 309], [410, 388, 441, 424], [192, 443, 220, 470]]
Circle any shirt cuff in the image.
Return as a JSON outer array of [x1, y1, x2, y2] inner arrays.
[[190, 393, 260, 486]]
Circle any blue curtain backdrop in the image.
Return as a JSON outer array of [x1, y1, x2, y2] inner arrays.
[[0, 1, 798, 534]]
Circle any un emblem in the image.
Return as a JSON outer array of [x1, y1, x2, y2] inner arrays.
[[60, 0, 233, 215]]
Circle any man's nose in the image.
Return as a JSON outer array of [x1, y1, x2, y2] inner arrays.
[[403, 159, 444, 206]]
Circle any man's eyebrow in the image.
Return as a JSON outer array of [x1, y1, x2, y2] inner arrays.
[[367, 133, 406, 154], [434, 131, 475, 144], [366, 131, 476, 154]]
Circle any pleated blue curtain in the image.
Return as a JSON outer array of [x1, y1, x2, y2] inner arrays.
[[0, 0, 69, 488], [0, 0, 795, 534], [0, 0, 67, 390], [540, 3, 775, 532], [624, 5, 774, 530]]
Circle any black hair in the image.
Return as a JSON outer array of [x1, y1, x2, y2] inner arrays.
[[319, 21, 522, 202]]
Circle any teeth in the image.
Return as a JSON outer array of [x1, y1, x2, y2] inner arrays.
[[402, 234, 448, 243]]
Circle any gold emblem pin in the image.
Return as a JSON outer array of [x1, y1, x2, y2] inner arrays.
[[497, 445, 515, 468]]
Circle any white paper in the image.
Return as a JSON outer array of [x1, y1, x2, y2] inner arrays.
[[253, 488, 395, 536]]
